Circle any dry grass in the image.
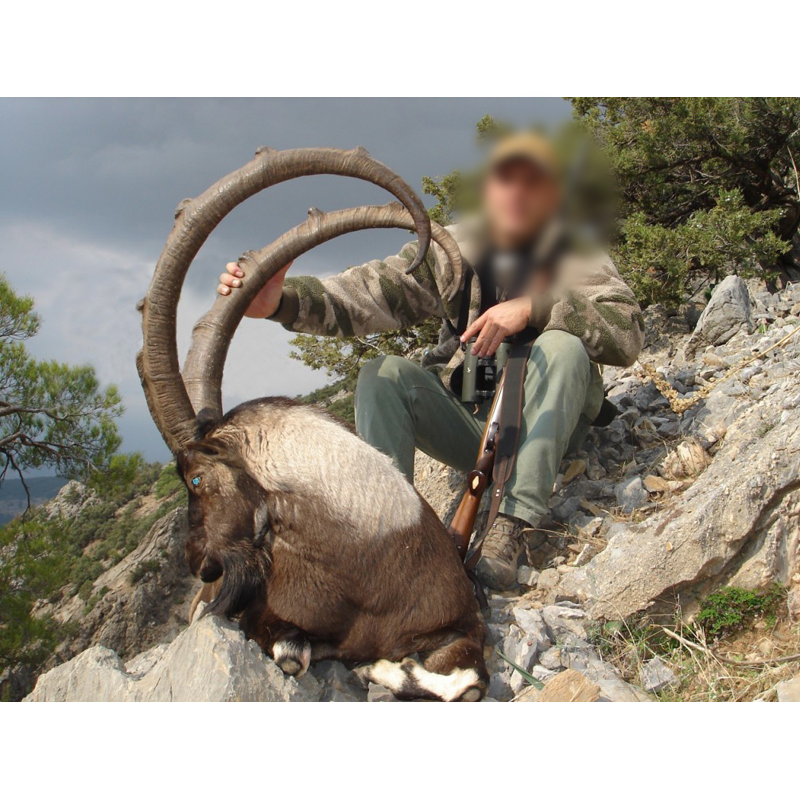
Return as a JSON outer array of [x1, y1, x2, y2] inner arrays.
[[592, 609, 800, 702]]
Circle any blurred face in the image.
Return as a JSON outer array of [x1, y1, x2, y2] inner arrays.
[[483, 158, 560, 248]]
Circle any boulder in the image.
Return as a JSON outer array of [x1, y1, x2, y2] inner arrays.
[[503, 623, 546, 693], [686, 275, 753, 353], [516, 669, 600, 702], [559, 368, 800, 620], [311, 660, 367, 702], [25, 616, 321, 702], [541, 605, 589, 642], [640, 657, 679, 693], [615, 476, 649, 513], [517, 565, 540, 587], [776, 674, 800, 702], [536, 635, 650, 702], [44, 480, 97, 520]]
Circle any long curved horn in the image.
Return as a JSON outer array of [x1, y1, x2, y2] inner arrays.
[[138, 147, 433, 454], [183, 203, 462, 419]]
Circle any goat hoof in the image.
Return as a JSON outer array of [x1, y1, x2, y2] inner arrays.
[[272, 639, 311, 678], [458, 686, 483, 702]]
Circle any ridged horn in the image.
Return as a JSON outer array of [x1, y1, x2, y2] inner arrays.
[[137, 147, 433, 453], [182, 203, 462, 420]]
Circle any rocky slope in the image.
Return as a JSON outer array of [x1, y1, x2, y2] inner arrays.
[[24, 277, 800, 701], [42, 505, 196, 663]]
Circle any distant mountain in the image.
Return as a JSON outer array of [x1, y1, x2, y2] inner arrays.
[[0, 476, 69, 525]]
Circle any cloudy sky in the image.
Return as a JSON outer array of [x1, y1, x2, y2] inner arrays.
[[0, 98, 570, 464]]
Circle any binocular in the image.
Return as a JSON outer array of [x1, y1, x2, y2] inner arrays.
[[461, 337, 513, 403]]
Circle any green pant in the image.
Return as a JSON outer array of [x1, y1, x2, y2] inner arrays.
[[354, 330, 604, 527]]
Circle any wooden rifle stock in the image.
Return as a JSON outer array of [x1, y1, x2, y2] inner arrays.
[[448, 376, 505, 559]]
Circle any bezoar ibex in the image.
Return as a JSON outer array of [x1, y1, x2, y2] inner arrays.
[[137, 147, 488, 701]]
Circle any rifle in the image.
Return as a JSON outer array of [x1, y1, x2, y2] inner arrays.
[[448, 371, 505, 560], [448, 137, 590, 565]]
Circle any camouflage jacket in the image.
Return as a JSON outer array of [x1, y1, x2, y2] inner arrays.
[[271, 218, 645, 392]]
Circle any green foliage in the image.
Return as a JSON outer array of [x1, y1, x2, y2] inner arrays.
[[83, 585, 109, 615], [128, 559, 161, 586], [297, 377, 357, 424], [0, 273, 123, 490], [571, 97, 800, 303], [154, 463, 183, 499], [0, 515, 70, 672], [87, 453, 148, 497], [0, 273, 130, 677], [696, 585, 785, 639], [590, 615, 681, 663], [291, 103, 800, 382], [289, 315, 441, 384], [617, 190, 788, 306], [0, 278, 40, 341], [422, 170, 468, 227], [324, 395, 355, 425], [301, 375, 358, 404], [0, 453, 180, 676]]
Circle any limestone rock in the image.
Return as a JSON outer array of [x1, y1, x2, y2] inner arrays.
[[542, 605, 589, 642], [516, 669, 600, 702], [517, 565, 540, 587], [643, 475, 672, 494], [367, 682, 397, 702], [537, 568, 561, 591], [640, 657, 678, 693], [413, 451, 467, 526], [44, 508, 197, 666], [503, 617, 550, 694], [560, 378, 800, 619], [311, 660, 367, 702], [615, 476, 649, 513], [512, 606, 550, 644], [776, 673, 800, 702], [686, 275, 753, 353], [25, 616, 321, 702]]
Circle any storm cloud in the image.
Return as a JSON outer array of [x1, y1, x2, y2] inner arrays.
[[0, 98, 569, 463]]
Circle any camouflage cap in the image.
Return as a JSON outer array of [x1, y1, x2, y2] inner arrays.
[[487, 131, 558, 177]]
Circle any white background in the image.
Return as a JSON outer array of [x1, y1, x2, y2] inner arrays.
[[2, 2, 796, 98], [2, 1, 796, 794]]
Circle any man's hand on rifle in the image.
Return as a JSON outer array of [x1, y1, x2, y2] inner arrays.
[[217, 261, 293, 318], [460, 297, 532, 357]]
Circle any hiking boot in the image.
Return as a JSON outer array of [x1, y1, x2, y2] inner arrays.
[[475, 514, 526, 591]]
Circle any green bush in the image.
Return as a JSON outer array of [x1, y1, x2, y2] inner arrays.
[[154, 464, 183, 499], [325, 396, 355, 425], [572, 97, 800, 303], [696, 585, 785, 639], [128, 559, 161, 585], [0, 454, 185, 676]]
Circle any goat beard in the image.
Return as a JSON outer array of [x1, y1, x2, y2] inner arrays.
[[201, 541, 270, 620]]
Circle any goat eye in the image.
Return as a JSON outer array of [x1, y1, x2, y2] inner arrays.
[[191, 476, 202, 487]]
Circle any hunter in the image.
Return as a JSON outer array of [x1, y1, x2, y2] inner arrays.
[[217, 132, 645, 591]]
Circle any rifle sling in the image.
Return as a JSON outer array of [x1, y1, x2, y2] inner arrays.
[[464, 328, 537, 570]]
